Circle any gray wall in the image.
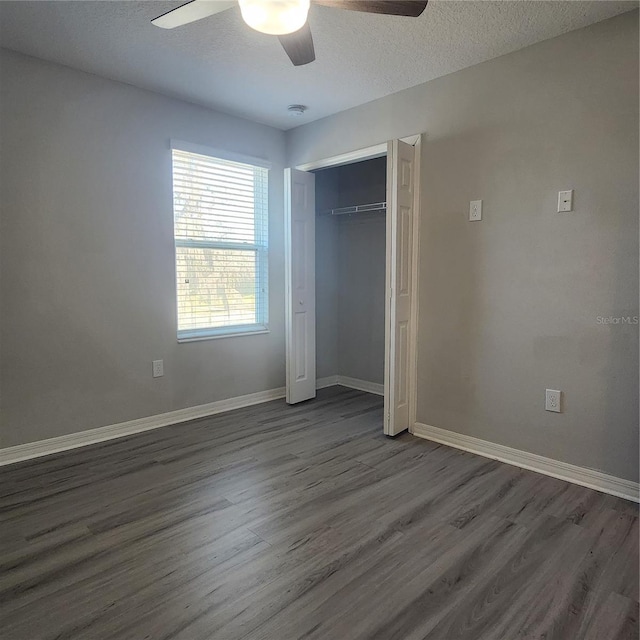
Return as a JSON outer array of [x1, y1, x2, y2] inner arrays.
[[288, 11, 640, 481], [0, 49, 286, 448], [315, 214, 339, 379], [337, 215, 386, 384], [315, 159, 386, 384]]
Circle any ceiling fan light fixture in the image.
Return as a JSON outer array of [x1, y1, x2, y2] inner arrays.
[[238, 0, 310, 36]]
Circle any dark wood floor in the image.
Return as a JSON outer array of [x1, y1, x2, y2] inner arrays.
[[0, 387, 638, 640]]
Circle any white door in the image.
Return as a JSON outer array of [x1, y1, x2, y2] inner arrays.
[[384, 140, 416, 435], [284, 168, 316, 404]]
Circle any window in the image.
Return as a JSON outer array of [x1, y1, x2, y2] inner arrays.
[[171, 144, 269, 341]]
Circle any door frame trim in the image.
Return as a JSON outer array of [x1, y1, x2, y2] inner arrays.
[[408, 135, 422, 432], [293, 134, 423, 430], [295, 135, 420, 172]]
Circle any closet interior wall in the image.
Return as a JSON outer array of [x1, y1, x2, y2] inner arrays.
[[314, 157, 387, 385]]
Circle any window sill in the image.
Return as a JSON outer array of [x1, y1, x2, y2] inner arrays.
[[177, 326, 270, 343]]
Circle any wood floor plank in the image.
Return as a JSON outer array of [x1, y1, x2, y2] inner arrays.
[[582, 592, 639, 640], [0, 387, 637, 640]]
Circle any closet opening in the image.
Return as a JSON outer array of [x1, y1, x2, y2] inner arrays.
[[286, 135, 419, 434], [312, 155, 387, 398]]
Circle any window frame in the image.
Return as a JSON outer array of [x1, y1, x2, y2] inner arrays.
[[170, 140, 271, 342]]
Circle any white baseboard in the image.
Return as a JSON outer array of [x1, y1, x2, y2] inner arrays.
[[7, 384, 631, 503], [338, 376, 384, 396], [412, 422, 639, 503], [0, 387, 286, 467], [316, 375, 384, 396], [0, 377, 384, 467], [316, 375, 339, 390]]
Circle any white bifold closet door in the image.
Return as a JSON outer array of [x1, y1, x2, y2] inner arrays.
[[285, 139, 416, 431], [284, 168, 316, 404], [384, 139, 416, 436]]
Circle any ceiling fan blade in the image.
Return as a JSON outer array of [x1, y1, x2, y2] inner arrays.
[[279, 23, 316, 66], [312, 0, 427, 17], [151, 0, 236, 29]]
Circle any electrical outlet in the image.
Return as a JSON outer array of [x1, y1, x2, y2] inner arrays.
[[469, 200, 482, 221], [152, 360, 164, 378], [545, 389, 561, 413], [557, 190, 573, 212]]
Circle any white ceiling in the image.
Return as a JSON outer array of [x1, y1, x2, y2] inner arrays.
[[0, 1, 637, 130]]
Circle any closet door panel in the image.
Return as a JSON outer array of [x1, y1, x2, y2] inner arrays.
[[285, 168, 316, 404], [385, 140, 415, 435]]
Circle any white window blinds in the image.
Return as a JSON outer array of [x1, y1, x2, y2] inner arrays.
[[171, 147, 269, 340]]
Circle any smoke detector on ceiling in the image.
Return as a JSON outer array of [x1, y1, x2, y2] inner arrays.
[[287, 104, 308, 117]]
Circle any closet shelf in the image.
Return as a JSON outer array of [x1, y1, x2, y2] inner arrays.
[[319, 201, 386, 217]]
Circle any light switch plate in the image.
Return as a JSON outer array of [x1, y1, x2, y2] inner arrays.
[[469, 200, 482, 221], [558, 190, 573, 212]]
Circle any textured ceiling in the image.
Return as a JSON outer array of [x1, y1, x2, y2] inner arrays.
[[0, 1, 637, 129]]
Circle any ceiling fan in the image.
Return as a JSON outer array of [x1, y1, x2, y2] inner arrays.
[[152, 0, 429, 66]]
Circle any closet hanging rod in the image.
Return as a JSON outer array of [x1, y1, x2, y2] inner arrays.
[[319, 201, 386, 217]]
